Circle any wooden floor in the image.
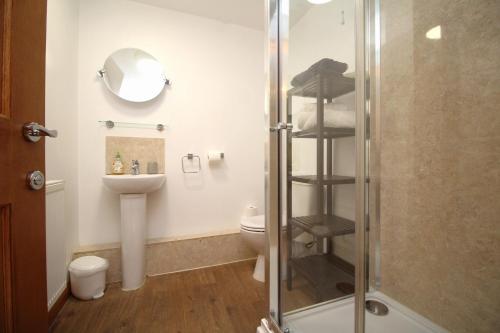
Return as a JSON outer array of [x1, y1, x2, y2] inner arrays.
[[51, 260, 266, 333]]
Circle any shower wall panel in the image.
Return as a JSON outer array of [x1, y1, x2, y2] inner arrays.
[[375, 1, 500, 332]]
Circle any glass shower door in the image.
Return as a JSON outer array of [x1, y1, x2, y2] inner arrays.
[[274, 0, 359, 331]]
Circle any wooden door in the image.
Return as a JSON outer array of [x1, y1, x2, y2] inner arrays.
[[0, 0, 48, 332]]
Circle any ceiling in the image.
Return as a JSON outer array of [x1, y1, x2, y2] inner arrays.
[[129, 0, 312, 30]]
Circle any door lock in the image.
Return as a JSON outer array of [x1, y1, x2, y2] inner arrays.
[[26, 170, 45, 191]]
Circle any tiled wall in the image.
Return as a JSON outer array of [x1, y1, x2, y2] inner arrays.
[[375, 1, 500, 332], [74, 232, 256, 283], [105, 136, 165, 174]]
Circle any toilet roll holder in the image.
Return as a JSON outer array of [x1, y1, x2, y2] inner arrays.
[[207, 151, 224, 161]]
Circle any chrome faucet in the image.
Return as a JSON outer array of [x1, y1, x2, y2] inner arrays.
[[131, 160, 140, 175]]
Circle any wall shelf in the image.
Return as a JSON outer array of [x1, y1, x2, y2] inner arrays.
[[98, 120, 166, 131]]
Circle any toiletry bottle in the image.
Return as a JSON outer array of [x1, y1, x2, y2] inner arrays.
[[112, 152, 124, 175]]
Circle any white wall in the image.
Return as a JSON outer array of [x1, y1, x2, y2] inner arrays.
[[287, 1, 355, 82], [288, 1, 356, 262], [45, 0, 79, 306], [77, 0, 265, 246]]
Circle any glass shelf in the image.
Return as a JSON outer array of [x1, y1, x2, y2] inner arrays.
[[98, 120, 166, 131]]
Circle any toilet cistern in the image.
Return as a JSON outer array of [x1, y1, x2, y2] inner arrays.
[[102, 174, 165, 290]]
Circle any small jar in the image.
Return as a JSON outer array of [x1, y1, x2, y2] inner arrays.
[[147, 161, 158, 174]]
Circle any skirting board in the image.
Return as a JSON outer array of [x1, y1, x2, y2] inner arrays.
[[48, 285, 69, 327], [73, 232, 256, 283], [48, 281, 68, 310]]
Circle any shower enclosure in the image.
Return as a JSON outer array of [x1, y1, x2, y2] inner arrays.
[[264, 0, 500, 332]]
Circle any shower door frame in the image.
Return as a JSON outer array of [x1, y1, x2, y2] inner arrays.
[[354, 0, 369, 332], [264, 0, 371, 332], [264, 0, 281, 331]]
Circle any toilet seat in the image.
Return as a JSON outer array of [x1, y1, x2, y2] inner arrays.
[[240, 215, 265, 233]]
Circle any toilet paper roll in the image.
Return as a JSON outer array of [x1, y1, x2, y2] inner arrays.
[[207, 151, 224, 162], [243, 205, 258, 217]]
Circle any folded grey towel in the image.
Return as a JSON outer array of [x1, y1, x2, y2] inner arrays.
[[291, 58, 348, 87]]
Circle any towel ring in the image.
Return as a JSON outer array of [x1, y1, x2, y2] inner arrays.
[[181, 154, 201, 173]]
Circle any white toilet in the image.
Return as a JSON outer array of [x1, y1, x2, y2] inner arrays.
[[240, 214, 265, 282]]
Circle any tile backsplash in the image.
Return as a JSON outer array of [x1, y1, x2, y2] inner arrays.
[[105, 136, 165, 174]]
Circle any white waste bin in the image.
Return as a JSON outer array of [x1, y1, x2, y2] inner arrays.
[[69, 256, 109, 300]]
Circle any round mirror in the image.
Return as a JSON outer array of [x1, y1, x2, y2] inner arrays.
[[100, 48, 168, 103]]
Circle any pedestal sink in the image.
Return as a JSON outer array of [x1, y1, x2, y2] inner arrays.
[[102, 174, 165, 290]]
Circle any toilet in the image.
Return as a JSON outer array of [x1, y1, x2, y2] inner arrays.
[[240, 214, 265, 282]]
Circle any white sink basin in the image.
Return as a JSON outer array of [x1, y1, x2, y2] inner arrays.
[[102, 174, 165, 194], [102, 173, 165, 291]]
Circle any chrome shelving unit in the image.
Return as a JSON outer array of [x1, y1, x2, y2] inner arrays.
[[286, 71, 356, 301]]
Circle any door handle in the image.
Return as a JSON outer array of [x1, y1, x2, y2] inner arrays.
[[270, 122, 293, 133], [23, 122, 58, 142]]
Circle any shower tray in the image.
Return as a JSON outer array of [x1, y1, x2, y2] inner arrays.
[[283, 292, 449, 333]]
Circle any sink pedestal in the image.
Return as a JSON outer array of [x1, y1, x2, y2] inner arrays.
[[102, 174, 165, 291], [120, 194, 146, 290]]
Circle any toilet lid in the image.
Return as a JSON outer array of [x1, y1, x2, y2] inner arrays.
[[241, 215, 265, 231], [69, 256, 109, 277]]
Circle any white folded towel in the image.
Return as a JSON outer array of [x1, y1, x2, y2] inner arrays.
[[297, 104, 315, 129], [303, 109, 355, 129], [296, 102, 354, 130]]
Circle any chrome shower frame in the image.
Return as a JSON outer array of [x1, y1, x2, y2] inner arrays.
[[264, 0, 376, 332], [264, 0, 281, 330]]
